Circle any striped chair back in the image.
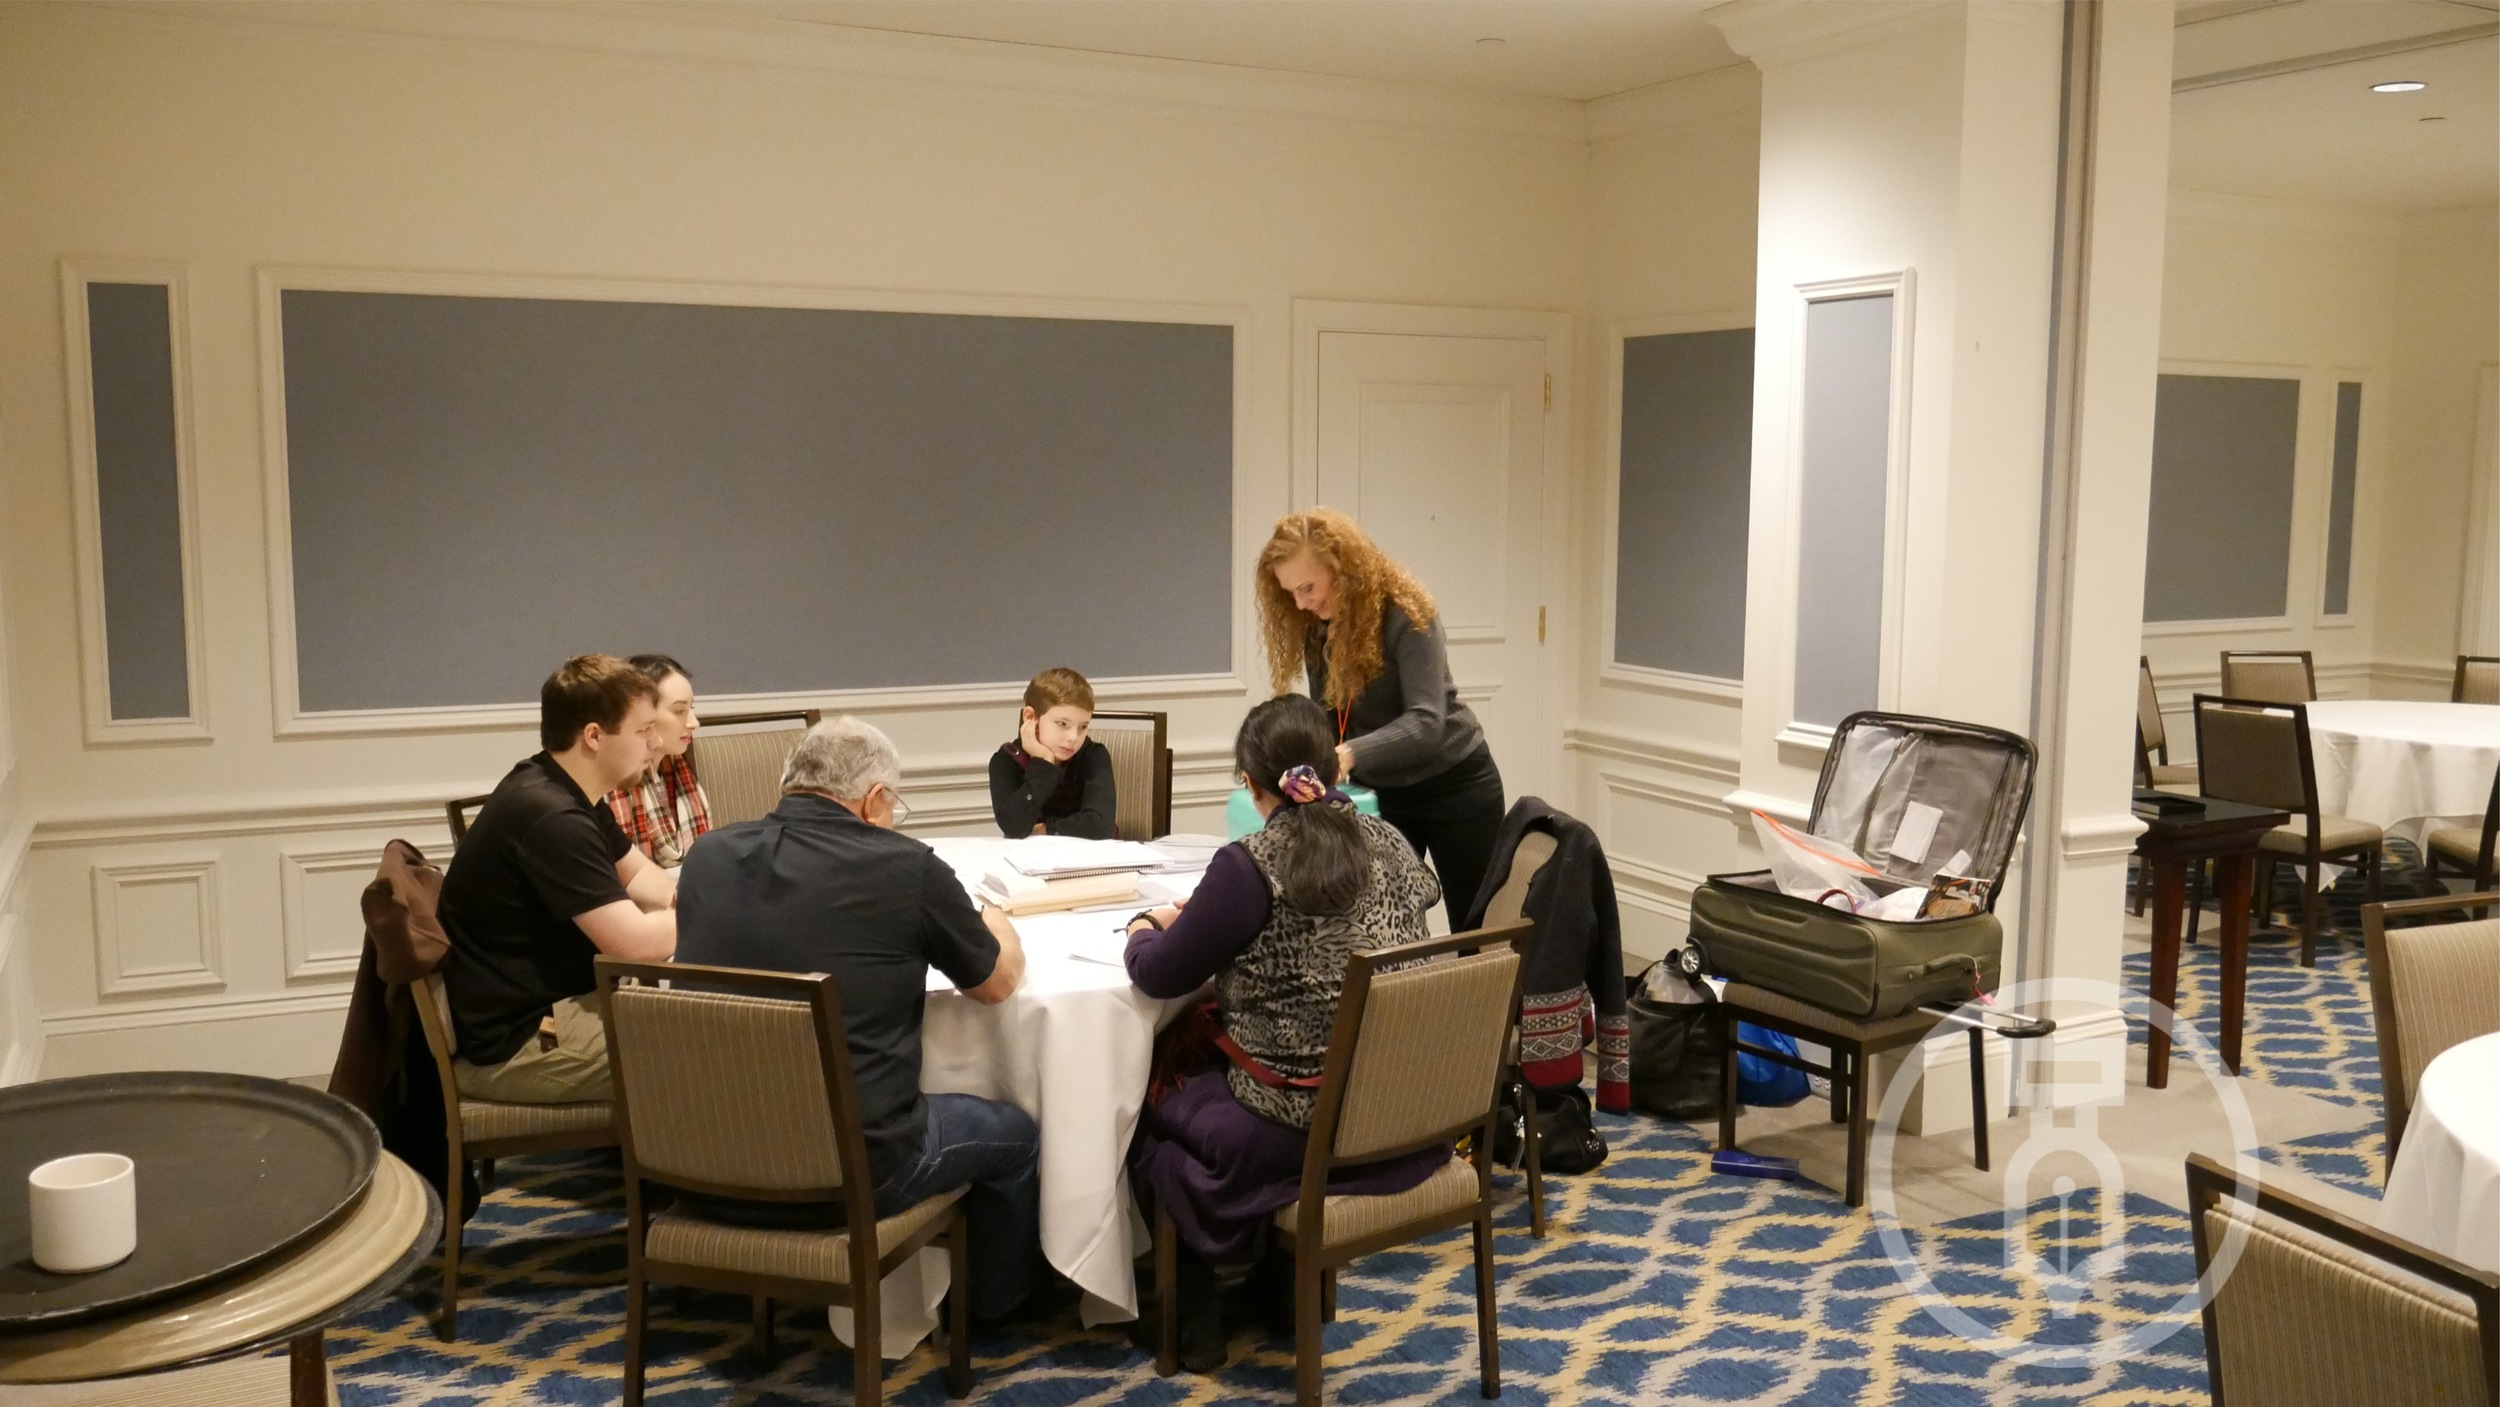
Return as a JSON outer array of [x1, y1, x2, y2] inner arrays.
[[686, 709, 821, 829]]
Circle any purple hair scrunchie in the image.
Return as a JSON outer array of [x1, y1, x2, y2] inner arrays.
[[1277, 764, 1328, 806]]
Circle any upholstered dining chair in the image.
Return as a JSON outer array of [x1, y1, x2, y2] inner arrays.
[[444, 795, 490, 844], [2219, 650, 2318, 705], [597, 958, 973, 1407], [2455, 655, 2500, 706], [1475, 829, 1560, 1237], [407, 971, 616, 1339], [1089, 709, 1174, 840], [2427, 763, 2500, 894], [2362, 892, 2500, 1168], [2136, 657, 2198, 793], [2192, 695, 2383, 967], [1156, 924, 1531, 1406], [2186, 1152, 2500, 1406], [685, 709, 821, 828]]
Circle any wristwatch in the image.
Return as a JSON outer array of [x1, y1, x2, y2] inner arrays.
[[1126, 909, 1165, 934]]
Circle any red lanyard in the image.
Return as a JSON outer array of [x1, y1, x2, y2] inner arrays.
[[1335, 702, 1351, 743]]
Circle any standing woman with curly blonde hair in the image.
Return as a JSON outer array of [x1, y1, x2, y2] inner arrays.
[[1255, 508, 1505, 921]]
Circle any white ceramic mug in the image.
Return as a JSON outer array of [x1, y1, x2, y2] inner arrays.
[[28, 1152, 136, 1274]]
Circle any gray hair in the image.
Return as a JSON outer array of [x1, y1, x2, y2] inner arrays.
[[780, 716, 902, 803]]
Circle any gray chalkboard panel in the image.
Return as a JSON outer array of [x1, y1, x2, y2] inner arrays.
[[2143, 374, 2299, 623], [278, 291, 1233, 712], [87, 282, 191, 722], [1793, 294, 1894, 728], [1615, 327, 1753, 680]]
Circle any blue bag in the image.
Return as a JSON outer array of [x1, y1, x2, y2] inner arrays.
[[1735, 1023, 1811, 1107]]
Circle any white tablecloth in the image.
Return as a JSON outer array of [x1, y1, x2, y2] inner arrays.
[[2304, 701, 2500, 850], [2381, 1031, 2500, 1273], [828, 836, 1202, 1354]]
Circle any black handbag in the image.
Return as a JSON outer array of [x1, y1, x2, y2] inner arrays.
[[1628, 951, 1726, 1121], [1494, 1081, 1608, 1174]]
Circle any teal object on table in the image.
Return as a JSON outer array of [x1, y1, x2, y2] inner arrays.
[[1225, 783, 1379, 839]]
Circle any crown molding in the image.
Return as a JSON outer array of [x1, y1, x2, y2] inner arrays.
[[1704, 0, 1957, 70], [1585, 63, 1759, 146], [7, 0, 1589, 149]]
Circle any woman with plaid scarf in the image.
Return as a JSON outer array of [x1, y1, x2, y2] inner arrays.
[[604, 653, 712, 867]]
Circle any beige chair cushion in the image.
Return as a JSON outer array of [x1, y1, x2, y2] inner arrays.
[[2205, 1205, 2487, 1407], [644, 1187, 963, 1283], [460, 1098, 613, 1144], [687, 726, 807, 829], [2427, 827, 2487, 866], [2147, 761, 2197, 788], [2384, 918, 2500, 1105], [1274, 1154, 1478, 1248], [2260, 816, 2382, 856], [1721, 982, 1945, 1043]]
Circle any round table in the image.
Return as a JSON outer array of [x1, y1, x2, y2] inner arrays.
[[2304, 701, 2500, 849], [2381, 1031, 2500, 1273], [822, 837, 1199, 1356], [0, 1152, 442, 1402]]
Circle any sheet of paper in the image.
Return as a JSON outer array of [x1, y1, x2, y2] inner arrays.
[[1890, 801, 1943, 866], [1002, 836, 1166, 877]]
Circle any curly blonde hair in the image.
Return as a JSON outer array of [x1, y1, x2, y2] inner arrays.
[[1255, 508, 1437, 710]]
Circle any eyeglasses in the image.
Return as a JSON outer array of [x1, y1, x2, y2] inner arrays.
[[887, 790, 914, 826]]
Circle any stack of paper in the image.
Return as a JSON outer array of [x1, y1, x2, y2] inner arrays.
[[1000, 836, 1165, 879], [977, 865, 1140, 916]]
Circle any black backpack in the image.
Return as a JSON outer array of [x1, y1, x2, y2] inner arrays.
[[1627, 949, 1727, 1121]]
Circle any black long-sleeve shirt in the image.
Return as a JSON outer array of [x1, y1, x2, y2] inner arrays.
[[987, 738, 1118, 839], [1306, 602, 1487, 790]]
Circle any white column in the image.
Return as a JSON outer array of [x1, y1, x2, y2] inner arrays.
[[1710, 0, 2173, 1123]]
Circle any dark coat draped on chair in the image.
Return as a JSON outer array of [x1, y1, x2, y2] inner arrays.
[[1459, 799, 1631, 1114]]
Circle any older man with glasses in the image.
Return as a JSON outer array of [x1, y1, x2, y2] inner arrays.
[[673, 715, 1042, 1322]]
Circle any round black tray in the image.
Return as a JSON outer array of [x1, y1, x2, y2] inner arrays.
[[0, 1072, 380, 1330]]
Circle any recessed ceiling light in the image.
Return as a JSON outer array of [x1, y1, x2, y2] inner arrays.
[[2421, 115, 2448, 123], [2371, 80, 2427, 93], [1477, 36, 1504, 46]]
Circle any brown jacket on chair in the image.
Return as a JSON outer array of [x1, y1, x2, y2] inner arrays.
[[328, 839, 459, 1199]]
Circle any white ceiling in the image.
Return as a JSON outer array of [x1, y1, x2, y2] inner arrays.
[[668, 1, 2494, 211], [2172, 0, 2498, 210], [756, 0, 1739, 101]]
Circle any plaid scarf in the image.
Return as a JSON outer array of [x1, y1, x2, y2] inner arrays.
[[607, 752, 712, 867]]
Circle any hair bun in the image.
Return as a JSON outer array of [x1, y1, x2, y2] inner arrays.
[[1277, 764, 1328, 805]]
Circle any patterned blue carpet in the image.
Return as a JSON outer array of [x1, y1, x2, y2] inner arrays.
[[330, 869, 2410, 1406]]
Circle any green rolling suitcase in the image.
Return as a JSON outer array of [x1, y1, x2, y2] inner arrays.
[[1688, 712, 2037, 1019]]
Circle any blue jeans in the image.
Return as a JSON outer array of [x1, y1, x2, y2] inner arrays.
[[874, 1093, 1041, 1322]]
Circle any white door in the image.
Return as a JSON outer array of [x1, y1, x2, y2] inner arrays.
[[1313, 330, 1550, 801]]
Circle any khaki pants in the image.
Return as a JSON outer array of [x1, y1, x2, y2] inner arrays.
[[453, 992, 611, 1105]]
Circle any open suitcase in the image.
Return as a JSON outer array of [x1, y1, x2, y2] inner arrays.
[[1688, 711, 2037, 1019]]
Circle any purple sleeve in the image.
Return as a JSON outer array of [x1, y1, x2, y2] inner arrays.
[[1124, 843, 1271, 999]]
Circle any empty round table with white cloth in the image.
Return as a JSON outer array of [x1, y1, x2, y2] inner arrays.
[[825, 835, 1208, 1356], [2303, 701, 2500, 850], [2380, 1031, 2500, 1273]]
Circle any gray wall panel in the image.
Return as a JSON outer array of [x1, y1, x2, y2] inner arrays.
[[1792, 294, 1894, 727], [2323, 381, 2361, 616], [1614, 328, 1754, 680], [278, 291, 1233, 712], [2142, 374, 2299, 623], [86, 282, 191, 721]]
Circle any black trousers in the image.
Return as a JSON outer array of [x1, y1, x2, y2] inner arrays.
[[1374, 746, 1507, 926]]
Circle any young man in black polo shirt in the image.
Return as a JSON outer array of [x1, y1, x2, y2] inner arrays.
[[440, 654, 680, 1105], [676, 715, 1041, 1322]]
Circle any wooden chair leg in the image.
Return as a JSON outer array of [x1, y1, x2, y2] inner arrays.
[[751, 1294, 774, 1365], [2300, 854, 2322, 967], [437, 1152, 463, 1341], [2187, 859, 2206, 944], [2254, 856, 2277, 930], [1967, 1026, 1991, 1173], [1718, 1008, 1741, 1153], [855, 1273, 883, 1407], [1154, 1203, 1179, 1377], [1321, 1267, 1337, 1322], [287, 1332, 326, 1407], [1295, 1248, 1326, 1407], [2366, 847, 2382, 907], [623, 1268, 647, 1407], [2131, 857, 2149, 917], [1520, 1080, 1546, 1239], [945, 1212, 971, 1398], [1829, 1048, 1850, 1124], [1472, 1212, 1501, 1399], [1844, 1040, 1872, 1208]]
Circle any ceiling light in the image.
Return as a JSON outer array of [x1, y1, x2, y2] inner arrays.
[[2371, 80, 2427, 93], [1476, 36, 1504, 46]]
